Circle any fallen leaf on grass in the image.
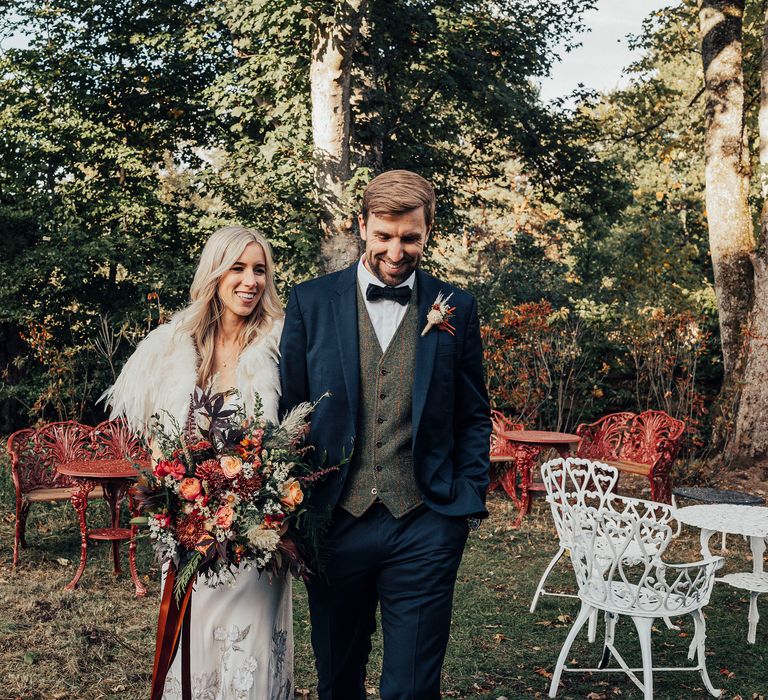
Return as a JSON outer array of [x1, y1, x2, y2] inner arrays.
[[22, 652, 35, 665], [587, 693, 609, 700], [111, 685, 126, 692], [719, 667, 735, 679], [56, 558, 70, 566], [492, 633, 507, 643], [534, 667, 553, 679]]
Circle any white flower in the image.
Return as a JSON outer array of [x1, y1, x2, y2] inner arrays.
[[232, 657, 258, 694], [245, 526, 281, 552], [421, 291, 455, 337]]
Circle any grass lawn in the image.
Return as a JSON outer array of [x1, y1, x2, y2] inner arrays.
[[0, 475, 766, 699]]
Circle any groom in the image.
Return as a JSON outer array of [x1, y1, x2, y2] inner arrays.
[[279, 169, 491, 700]]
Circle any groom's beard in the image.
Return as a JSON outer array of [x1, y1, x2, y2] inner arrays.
[[366, 252, 420, 286]]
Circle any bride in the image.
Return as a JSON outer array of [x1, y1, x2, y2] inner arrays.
[[103, 226, 292, 700]]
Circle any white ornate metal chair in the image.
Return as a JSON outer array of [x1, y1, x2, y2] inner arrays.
[[547, 505, 723, 700], [534, 459, 681, 624], [531, 457, 619, 613]]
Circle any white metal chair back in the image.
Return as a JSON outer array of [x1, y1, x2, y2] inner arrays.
[[540, 457, 619, 539]]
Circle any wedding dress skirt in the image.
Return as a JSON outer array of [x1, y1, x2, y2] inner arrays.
[[162, 564, 293, 700]]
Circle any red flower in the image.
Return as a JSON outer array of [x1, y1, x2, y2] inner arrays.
[[153, 513, 171, 528], [154, 459, 186, 480], [196, 459, 229, 492], [263, 513, 285, 530], [188, 440, 213, 452], [176, 512, 207, 549]]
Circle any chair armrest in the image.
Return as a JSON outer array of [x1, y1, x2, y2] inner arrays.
[[657, 556, 725, 574]]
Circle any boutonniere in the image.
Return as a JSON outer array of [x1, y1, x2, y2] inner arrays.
[[421, 291, 456, 337]]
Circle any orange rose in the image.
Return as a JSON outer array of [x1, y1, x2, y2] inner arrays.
[[280, 478, 304, 511], [179, 477, 202, 501], [214, 505, 234, 529], [220, 455, 243, 478]]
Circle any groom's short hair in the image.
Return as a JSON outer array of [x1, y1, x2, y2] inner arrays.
[[362, 170, 436, 231]]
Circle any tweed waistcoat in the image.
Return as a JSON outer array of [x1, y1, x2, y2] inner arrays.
[[339, 281, 423, 517]]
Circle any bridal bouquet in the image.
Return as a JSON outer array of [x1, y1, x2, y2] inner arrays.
[[132, 387, 334, 601]]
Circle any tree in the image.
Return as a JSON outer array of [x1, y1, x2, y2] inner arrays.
[[311, 0, 369, 272], [697, 0, 754, 379], [730, 0, 768, 455]]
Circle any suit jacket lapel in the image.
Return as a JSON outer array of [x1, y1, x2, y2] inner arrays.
[[331, 265, 360, 425], [412, 270, 439, 445]]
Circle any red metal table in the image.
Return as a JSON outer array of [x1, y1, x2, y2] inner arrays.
[[497, 430, 581, 527], [56, 458, 149, 596]]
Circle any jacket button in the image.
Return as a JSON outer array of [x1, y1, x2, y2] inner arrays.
[[381, 368, 388, 375], [377, 417, 385, 424], [375, 440, 382, 448], [379, 393, 386, 400], [371, 487, 378, 495], [375, 464, 383, 472]]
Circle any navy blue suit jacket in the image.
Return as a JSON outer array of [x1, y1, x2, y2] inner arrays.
[[278, 264, 491, 518]]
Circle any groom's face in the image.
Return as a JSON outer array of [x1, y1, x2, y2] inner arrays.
[[358, 208, 430, 287]]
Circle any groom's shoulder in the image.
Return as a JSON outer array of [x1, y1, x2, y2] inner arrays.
[[290, 265, 353, 306]]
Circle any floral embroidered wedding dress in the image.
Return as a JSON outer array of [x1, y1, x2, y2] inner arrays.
[[162, 391, 294, 700], [161, 563, 293, 700]]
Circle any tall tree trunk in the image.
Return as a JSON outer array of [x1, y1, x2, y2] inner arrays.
[[731, 2, 768, 457], [311, 0, 369, 273], [698, 0, 755, 378]]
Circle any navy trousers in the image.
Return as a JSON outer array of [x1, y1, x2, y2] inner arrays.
[[306, 503, 469, 700]]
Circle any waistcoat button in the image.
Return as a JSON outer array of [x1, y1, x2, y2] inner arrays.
[[371, 487, 378, 495], [375, 440, 382, 448], [375, 464, 383, 472], [379, 393, 386, 400]]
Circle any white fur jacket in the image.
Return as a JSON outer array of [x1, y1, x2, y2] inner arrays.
[[103, 315, 283, 436]]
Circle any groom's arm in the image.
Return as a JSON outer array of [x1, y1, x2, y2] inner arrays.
[[452, 295, 491, 516], [279, 287, 309, 418]]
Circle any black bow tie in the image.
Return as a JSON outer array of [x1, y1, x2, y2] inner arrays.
[[366, 283, 412, 305]]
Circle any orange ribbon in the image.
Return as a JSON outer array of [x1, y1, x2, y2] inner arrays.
[[151, 563, 194, 700]]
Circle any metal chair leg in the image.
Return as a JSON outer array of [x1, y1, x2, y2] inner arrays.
[[631, 616, 654, 700], [588, 607, 598, 643], [691, 609, 722, 697], [530, 546, 566, 613], [548, 602, 592, 698], [599, 612, 617, 668]]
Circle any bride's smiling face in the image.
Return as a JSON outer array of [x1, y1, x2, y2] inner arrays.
[[217, 242, 267, 322]]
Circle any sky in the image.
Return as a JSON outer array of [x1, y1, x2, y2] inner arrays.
[[538, 0, 677, 104]]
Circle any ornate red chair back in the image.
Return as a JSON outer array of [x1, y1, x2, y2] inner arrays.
[[490, 409, 523, 457], [22, 422, 94, 490], [575, 412, 635, 461], [620, 410, 685, 468], [92, 418, 150, 461]]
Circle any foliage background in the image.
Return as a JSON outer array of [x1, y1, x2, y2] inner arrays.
[[0, 0, 724, 455]]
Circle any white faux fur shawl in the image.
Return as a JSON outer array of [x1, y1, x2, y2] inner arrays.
[[102, 315, 283, 436]]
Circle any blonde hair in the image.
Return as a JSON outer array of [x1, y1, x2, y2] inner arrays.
[[175, 226, 283, 387]]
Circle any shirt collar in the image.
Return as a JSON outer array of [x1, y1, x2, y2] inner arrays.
[[356, 256, 416, 291]]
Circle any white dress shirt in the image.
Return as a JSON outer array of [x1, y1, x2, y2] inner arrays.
[[356, 257, 416, 352]]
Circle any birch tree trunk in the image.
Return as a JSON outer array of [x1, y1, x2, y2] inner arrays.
[[311, 0, 369, 273], [698, 0, 755, 378], [731, 2, 768, 457]]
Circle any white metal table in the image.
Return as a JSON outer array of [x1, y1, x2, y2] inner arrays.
[[676, 503, 768, 644]]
